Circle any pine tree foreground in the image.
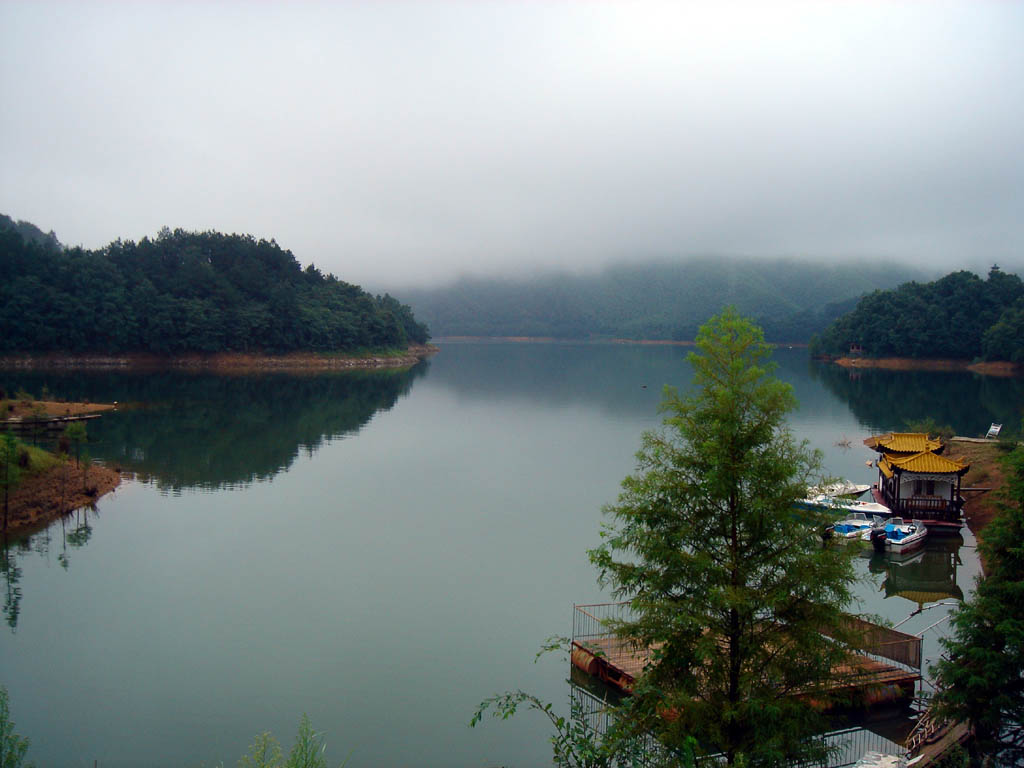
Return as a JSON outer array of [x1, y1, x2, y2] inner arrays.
[[588, 308, 859, 767], [931, 433, 1024, 766]]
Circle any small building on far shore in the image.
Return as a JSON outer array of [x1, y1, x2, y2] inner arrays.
[[864, 432, 970, 532]]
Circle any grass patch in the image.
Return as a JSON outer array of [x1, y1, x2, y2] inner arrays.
[[22, 443, 62, 476]]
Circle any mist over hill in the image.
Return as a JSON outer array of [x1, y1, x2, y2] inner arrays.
[[812, 266, 1024, 361], [399, 257, 929, 342]]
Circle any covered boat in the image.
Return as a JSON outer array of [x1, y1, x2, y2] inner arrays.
[[870, 518, 928, 555], [832, 512, 886, 539]]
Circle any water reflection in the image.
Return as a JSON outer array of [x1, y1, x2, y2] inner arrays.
[[867, 538, 965, 611], [2, 506, 98, 630], [809, 361, 1024, 436], [0, 365, 428, 492]]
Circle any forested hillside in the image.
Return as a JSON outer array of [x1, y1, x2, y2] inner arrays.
[[810, 267, 1024, 361], [399, 258, 924, 342], [0, 219, 428, 354]]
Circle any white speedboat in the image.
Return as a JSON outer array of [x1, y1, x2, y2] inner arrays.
[[869, 518, 928, 555], [832, 512, 886, 539], [808, 481, 871, 499], [798, 494, 891, 517]]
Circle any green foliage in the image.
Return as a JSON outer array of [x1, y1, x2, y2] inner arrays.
[[1, 433, 22, 531], [982, 296, 1024, 363], [903, 417, 955, 444], [472, 689, 660, 768], [63, 422, 86, 468], [471, 639, 680, 768], [814, 266, 1024, 360], [401, 257, 924, 342], [0, 686, 33, 768], [0, 220, 428, 355], [931, 426, 1024, 764], [235, 714, 346, 768], [588, 308, 857, 767]]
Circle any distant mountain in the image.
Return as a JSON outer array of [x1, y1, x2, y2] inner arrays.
[[399, 257, 928, 342], [0, 217, 428, 355], [811, 266, 1024, 362]]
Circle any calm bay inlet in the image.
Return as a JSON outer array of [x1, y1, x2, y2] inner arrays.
[[1, 343, 1019, 767]]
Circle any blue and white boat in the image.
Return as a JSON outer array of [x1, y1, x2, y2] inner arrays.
[[869, 518, 928, 555], [832, 512, 886, 539]]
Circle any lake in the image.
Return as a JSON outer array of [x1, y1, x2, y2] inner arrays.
[[1, 343, 1020, 767]]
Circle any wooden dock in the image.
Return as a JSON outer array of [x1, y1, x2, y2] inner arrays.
[[2, 413, 102, 432], [868, 487, 963, 536], [572, 604, 921, 710]]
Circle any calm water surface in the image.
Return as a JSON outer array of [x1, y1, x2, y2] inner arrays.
[[1, 344, 1020, 767]]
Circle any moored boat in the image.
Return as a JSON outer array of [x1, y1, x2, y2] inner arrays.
[[797, 494, 891, 517], [808, 481, 871, 498], [832, 512, 886, 539], [869, 518, 928, 555]]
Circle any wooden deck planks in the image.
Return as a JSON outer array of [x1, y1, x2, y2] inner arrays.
[[572, 638, 920, 703]]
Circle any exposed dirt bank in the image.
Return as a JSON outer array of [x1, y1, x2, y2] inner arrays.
[[952, 438, 1011, 575], [3, 399, 116, 421], [4, 461, 121, 537], [0, 345, 438, 371], [830, 357, 1022, 377]]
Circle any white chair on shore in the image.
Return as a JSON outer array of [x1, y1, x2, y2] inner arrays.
[[986, 423, 1002, 439]]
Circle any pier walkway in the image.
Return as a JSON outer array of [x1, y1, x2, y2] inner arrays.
[[571, 603, 922, 708]]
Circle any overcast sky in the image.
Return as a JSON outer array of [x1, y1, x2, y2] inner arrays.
[[2, 1, 1022, 288]]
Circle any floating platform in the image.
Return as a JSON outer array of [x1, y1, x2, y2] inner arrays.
[[2, 413, 103, 432], [572, 604, 921, 710]]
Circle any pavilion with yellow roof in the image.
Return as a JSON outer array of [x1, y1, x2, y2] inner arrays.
[[864, 432, 970, 531]]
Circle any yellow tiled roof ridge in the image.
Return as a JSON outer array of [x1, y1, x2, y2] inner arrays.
[[880, 450, 969, 474], [864, 432, 942, 454]]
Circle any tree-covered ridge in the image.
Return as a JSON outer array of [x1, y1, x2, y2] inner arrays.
[[400, 257, 926, 342], [811, 267, 1024, 361], [0, 221, 428, 354]]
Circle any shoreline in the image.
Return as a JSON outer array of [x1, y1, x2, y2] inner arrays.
[[436, 336, 808, 347], [4, 461, 121, 537], [0, 344, 438, 371], [829, 356, 1021, 377], [950, 437, 1011, 576]]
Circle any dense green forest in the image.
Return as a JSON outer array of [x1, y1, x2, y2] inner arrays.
[[0, 217, 428, 355], [399, 257, 925, 342], [810, 267, 1024, 361]]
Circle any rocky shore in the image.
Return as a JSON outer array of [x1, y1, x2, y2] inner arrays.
[[830, 356, 1021, 377], [0, 344, 438, 371]]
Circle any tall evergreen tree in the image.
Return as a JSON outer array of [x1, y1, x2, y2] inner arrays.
[[932, 433, 1024, 765], [589, 308, 858, 767]]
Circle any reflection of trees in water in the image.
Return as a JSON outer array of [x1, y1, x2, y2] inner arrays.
[[2, 506, 99, 631], [1, 540, 22, 631], [425, 342, 697, 415], [809, 362, 1024, 436], [0, 365, 428, 492]]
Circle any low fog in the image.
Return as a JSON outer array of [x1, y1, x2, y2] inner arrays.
[[2, 2, 1022, 288]]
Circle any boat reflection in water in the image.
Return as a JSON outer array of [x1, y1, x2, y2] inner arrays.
[[867, 536, 965, 612]]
